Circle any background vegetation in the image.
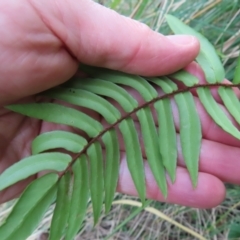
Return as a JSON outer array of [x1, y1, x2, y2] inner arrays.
[[1, 0, 240, 239]]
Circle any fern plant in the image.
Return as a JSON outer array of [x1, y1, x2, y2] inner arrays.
[[0, 15, 240, 240]]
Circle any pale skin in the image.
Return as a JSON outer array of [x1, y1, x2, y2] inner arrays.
[[1, 0, 240, 208]]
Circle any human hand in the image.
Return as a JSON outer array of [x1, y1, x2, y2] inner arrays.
[[0, 0, 236, 209]]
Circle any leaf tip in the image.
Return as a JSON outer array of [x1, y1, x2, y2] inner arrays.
[[169, 173, 176, 185], [191, 176, 198, 189], [104, 204, 111, 215]]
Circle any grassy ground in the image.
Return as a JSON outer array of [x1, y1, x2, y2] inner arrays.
[[1, 0, 240, 239]]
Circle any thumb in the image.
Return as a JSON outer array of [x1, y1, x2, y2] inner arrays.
[[32, 0, 200, 76]]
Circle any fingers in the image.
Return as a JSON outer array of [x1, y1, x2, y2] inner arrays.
[[31, 0, 200, 76], [117, 155, 225, 208], [197, 139, 240, 185]]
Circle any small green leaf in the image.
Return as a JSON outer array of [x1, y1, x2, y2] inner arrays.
[[45, 87, 121, 124], [137, 107, 168, 197], [169, 70, 199, 86], [67, 78, 138, 112], [87, 142, 104, 225], [166, 14, 225, 83], [154, 99, 177, 183], [0, 173, 58, 240], [0, 153, 71, 191], [32, 130, 87, 154], [102, 129, 120, 214], [218, 87, 240, 125], [119, 118, 146, 203], [6, 103, 103, 137], [198, 87, 240, 139], [233, 54, 240, 84], [65, 156, 89, 240], [49, 173, 72, 240], [175, 92, 202, 187], [148, 77, 178, 93]]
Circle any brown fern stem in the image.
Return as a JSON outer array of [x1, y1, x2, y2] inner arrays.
[[63, 82, 240, 174]]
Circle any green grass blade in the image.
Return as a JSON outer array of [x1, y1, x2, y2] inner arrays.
[[102, 129, 120, 214], [87, 142, 104, 225], [49, 173, 72, 240], [148, 77, 178, 93], [0, 153, 71, 191], [32, 130, 87, 154], [6, 103, 103, 138], [233, 54, 240, 84], [197, 87, 240, 139], [119, 118, 146, 203], [166, 14, 225, 83], [45, 87, 121, 124], [174, 92, 202, 187], [0, 173, 58, 240], [65, 156, 89, 240], [67, 78, 138, 112], [154, 99, 177, 183], [82, 67, 158, 101], [218, 87, 240, 125], [169, 70, 199, 86], [137, 107, 168, 197], [134, 0, 149, 19]]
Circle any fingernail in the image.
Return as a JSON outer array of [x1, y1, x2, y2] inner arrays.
[[167, 35, 197, 46]]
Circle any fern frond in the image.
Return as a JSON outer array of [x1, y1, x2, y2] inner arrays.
[[1, 15, 240, 240], [4, 73, 240, 240]]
